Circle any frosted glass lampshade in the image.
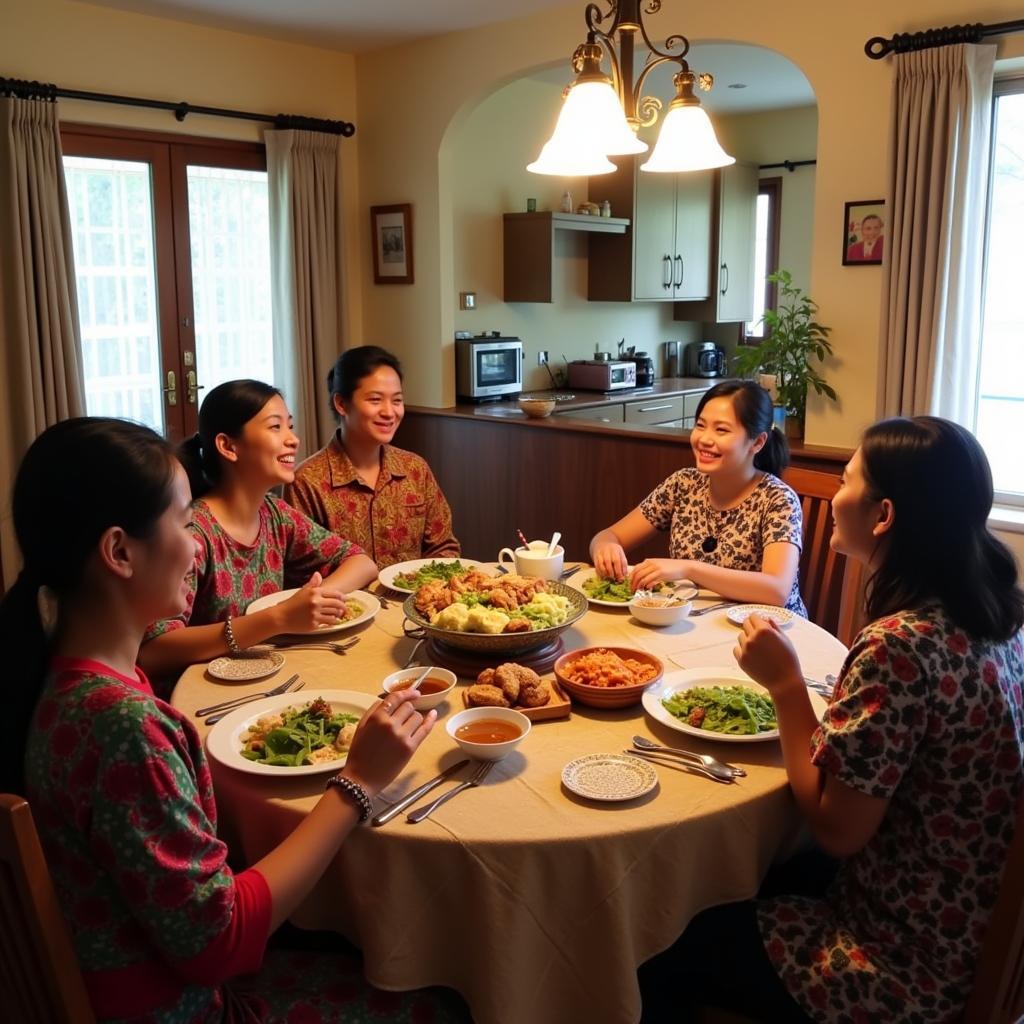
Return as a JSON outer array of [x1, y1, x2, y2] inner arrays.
[[526, 137, 617, 176], [556, 80, 648, 156], [640, 104, 735, 173]]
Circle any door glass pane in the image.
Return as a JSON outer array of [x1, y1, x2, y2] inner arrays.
[[187, 166, 274, 400], [63, 156, 164, 433], [744, 192, 771, 339]]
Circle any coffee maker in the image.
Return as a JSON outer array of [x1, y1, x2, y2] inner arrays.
[[684, 341, 727, 378], [631, 351, 654, 387]]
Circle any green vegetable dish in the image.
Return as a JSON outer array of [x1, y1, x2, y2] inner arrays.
[[582, 575, 669, 603], [662, 685, 777, 735], [240, 697, 360, 767], [394, 559, 475, 590]]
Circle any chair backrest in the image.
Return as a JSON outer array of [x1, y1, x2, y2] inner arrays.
[[781, 467, 862, 646], [0, 794, 94, 1023], [964, 794, 1024, 1024]]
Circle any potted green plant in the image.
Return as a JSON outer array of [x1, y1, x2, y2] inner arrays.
[[732, 270, 836, 436]]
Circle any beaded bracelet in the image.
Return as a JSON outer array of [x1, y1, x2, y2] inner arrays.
[[223, 615, 242, 656], [326, 774, 373, 824]]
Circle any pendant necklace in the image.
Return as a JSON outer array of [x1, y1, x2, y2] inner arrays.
[[702, 487, 719, 554]]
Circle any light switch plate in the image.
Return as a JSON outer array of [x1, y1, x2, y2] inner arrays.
[[459, 291, 476, 310]]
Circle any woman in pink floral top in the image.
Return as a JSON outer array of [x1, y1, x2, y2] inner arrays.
[[639, 417, 1024, 1023], [140, 380, 378, 678], [0, 418, 450, 1023]]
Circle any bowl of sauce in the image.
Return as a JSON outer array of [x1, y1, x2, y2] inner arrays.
[[382, 667, 457, 711], [446, 706, 532, 760]]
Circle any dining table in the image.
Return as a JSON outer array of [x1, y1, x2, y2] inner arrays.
[[171, 574, 848, 1024]]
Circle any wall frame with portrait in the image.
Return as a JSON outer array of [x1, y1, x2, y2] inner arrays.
[[842, 199, 885, 266], [371, 203, 414, 284]]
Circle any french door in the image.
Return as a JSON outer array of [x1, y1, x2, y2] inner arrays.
[[61, 126, 273, 440]]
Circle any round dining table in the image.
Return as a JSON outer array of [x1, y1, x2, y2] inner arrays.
[[172, 580, 848, 1024]]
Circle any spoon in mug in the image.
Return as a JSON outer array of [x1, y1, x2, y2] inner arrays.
[[546, 531, 561, 556]]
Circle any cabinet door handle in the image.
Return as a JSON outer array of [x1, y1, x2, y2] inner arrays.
[[720, 262, 730, 295], [674, 255, 683, 288], [662, 254, 672, 289], [637, 404, 673, 413]]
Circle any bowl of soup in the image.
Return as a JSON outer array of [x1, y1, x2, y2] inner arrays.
[[382, 667, 457, 711], [446, 706, 531, 761]]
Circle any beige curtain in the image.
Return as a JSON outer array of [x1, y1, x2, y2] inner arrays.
[[266, 129, 345, 452], [877, 43, 996, 421], [0, 95, 85, 587]]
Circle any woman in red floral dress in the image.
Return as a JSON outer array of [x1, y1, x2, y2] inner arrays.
[[140, 379, 379, 678], [639, 416, 1024, 1023], [284, 347, 459, 570], [0, 417, 463, 1023]]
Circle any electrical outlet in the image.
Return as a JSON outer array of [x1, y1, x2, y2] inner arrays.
[[538, 351, 549, 365]]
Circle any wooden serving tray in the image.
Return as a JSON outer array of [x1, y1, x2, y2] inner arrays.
[[461, 676, 571, 721]]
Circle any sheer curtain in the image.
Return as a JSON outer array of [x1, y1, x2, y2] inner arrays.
[[877, 43, 996, 421], [0, 94, 85, 587], [266, 129, 345, 452]]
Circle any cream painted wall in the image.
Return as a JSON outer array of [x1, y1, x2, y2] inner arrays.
[[1, 0, 364, 350]]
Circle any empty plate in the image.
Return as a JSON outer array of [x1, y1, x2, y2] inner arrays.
[[561, 753, 658, 802], [207, 652, 285, 682]]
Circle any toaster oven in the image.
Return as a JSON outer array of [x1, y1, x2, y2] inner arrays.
[[567, 360, 637, 392]]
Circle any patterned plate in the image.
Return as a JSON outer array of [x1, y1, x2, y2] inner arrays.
[[561, 753, 658, 802], [207, 652, 285, 682], [724, 604, 795, 627]]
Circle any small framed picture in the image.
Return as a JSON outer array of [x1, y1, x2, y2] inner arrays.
[[371, 203, 414, 284], [842, 199, 885, 266]]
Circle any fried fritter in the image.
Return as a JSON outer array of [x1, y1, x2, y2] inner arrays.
[[518, 681, 550, 708], [503, 618, 531, 633], [466, 683, 510, 708]]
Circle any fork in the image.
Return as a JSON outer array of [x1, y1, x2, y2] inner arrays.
[[406, 761, 494, 823], [264, 637, 361, 655], [196, 673, 301, 718], [632, 736, 746, 778], [689, 600, 738, 617], [625, 748, 734, 784]]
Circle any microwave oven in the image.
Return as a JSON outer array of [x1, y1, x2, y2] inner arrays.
[[455, 337, 523, 401], [567, 360, 637, 392]]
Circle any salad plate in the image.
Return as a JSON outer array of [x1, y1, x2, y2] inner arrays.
[[244, 589, 379, 635], [643, 668, 827, 744], [561, 753, 658, 802], [725, 604, 795, 628], [565, 567, 638, 607], [378, 558, 480, 594], [206, 689, 376, 777]]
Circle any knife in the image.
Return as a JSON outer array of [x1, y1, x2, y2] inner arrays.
[[689, 600, 737, 617], [370, 759, 470, 826]]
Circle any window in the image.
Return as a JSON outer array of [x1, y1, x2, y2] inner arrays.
[[742, 177, 782, 343], [62, 127, 274, 439], [977, 80, 1024, 503]]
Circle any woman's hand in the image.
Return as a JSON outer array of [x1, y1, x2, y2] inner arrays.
[[629, 558, 692, 591], [592, 541, 629, 581], [733, 614, 804, 695], [273, 571, 347, 634], [340, 688, 435, 797]]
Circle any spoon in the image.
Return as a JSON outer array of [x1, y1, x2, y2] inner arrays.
[[384, 665, 432, 700], [546, 531, 561, 556]]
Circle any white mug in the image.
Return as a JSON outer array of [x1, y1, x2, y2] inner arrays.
[[497, 541, 565, 580]]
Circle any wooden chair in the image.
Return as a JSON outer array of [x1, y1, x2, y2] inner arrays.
[[0, 794, 94, 1023], [782, 467, 863, 646]]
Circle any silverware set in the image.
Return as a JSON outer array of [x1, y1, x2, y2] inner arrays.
[[254, 637, 361, 655], [197, 673, 304, 724], [406, 761, 495, 823], [371, 760, 493, 825], [804, 673, 837, 698], [626, 736, 745, 784], [688, 600, 739, 617]]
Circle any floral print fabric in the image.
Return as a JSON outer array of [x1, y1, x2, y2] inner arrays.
[[284, 434, 459, 570], [758, 607, 1024, 1023], [146, 496, 360, 640], [638, 468, 807, 615]]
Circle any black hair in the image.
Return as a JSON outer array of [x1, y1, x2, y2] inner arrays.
[[694, 379, 790, 476], [179, 378, 281, 499], [0, 417, 179, 793], [860, 416, 1023, 641], [326, 346, 403, 415]]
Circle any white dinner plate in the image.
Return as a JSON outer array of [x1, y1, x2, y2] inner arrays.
[[206, 689, 376, 777], [561, 753, 658, 802], [207, 651, 285, 682], [565, 567, 636, 608], [377, 558, 480, 594], [725, 604, 795, 627], [643, 667, 827, 744], [244, 589, 379, 635]]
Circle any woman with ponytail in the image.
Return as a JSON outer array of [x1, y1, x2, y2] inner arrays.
[[140, 379, 377, 678], [1, 417, 459, 1023], [590, 379, 806, 613]]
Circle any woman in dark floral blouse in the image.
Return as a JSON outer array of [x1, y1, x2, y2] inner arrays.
[[590, 379, 806, 614], [140, 379, 378, 677], [284, 346, 459, 569], [0, 418, 454, 1023], [639, 416, 1024, 1023]]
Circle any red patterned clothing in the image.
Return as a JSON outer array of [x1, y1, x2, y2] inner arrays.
[[146, 495, 362, 640], [284, 433, 459, 570], [758, 607, 1024, 1023], [24, 657, 272, 1023]]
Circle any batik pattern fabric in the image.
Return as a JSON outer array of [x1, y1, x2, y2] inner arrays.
[[284, 434, 459, 570], [758, 608, 1024, 1023], [638, 468, 807, 615]]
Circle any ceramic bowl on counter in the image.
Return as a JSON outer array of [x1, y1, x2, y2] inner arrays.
[[518, 395, 556, 418]]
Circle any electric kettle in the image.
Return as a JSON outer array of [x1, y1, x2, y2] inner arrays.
[[685, 341, 727, 378]]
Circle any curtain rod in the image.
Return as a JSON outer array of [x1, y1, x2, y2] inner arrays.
[[865, 18, 1024, 59], [759, 159, 816, 172], [0, 75, 355, 137]]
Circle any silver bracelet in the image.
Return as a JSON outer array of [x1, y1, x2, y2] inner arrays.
[[223, 615, 242, 656], [326, 774, 373, 824]]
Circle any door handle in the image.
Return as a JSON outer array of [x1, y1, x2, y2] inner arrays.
[[186, 370, 206, 405], [720, 262, 730, 295], [674, 255, 683, 288], [662, 254, 672, 289], [163, 370, 177, 406]]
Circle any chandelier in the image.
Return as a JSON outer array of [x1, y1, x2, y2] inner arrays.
[[528, 0, 734, 175]]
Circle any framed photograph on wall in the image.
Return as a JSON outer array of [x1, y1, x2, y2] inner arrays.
[[842, 199, 885, 266], [371, 203, 414, 284]]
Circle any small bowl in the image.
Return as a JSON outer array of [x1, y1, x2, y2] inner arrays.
[[628, 590, 695, 627], [382, 667, 457, 711], [446, 706, 531, 761], [554, 646, 664, 709], [518, 396, 556, 419]]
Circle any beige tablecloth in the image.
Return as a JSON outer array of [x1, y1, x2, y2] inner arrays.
[[172, 587, 847, 1024]]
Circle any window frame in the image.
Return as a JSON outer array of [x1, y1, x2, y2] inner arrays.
[[739, 175, 782, 346]]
